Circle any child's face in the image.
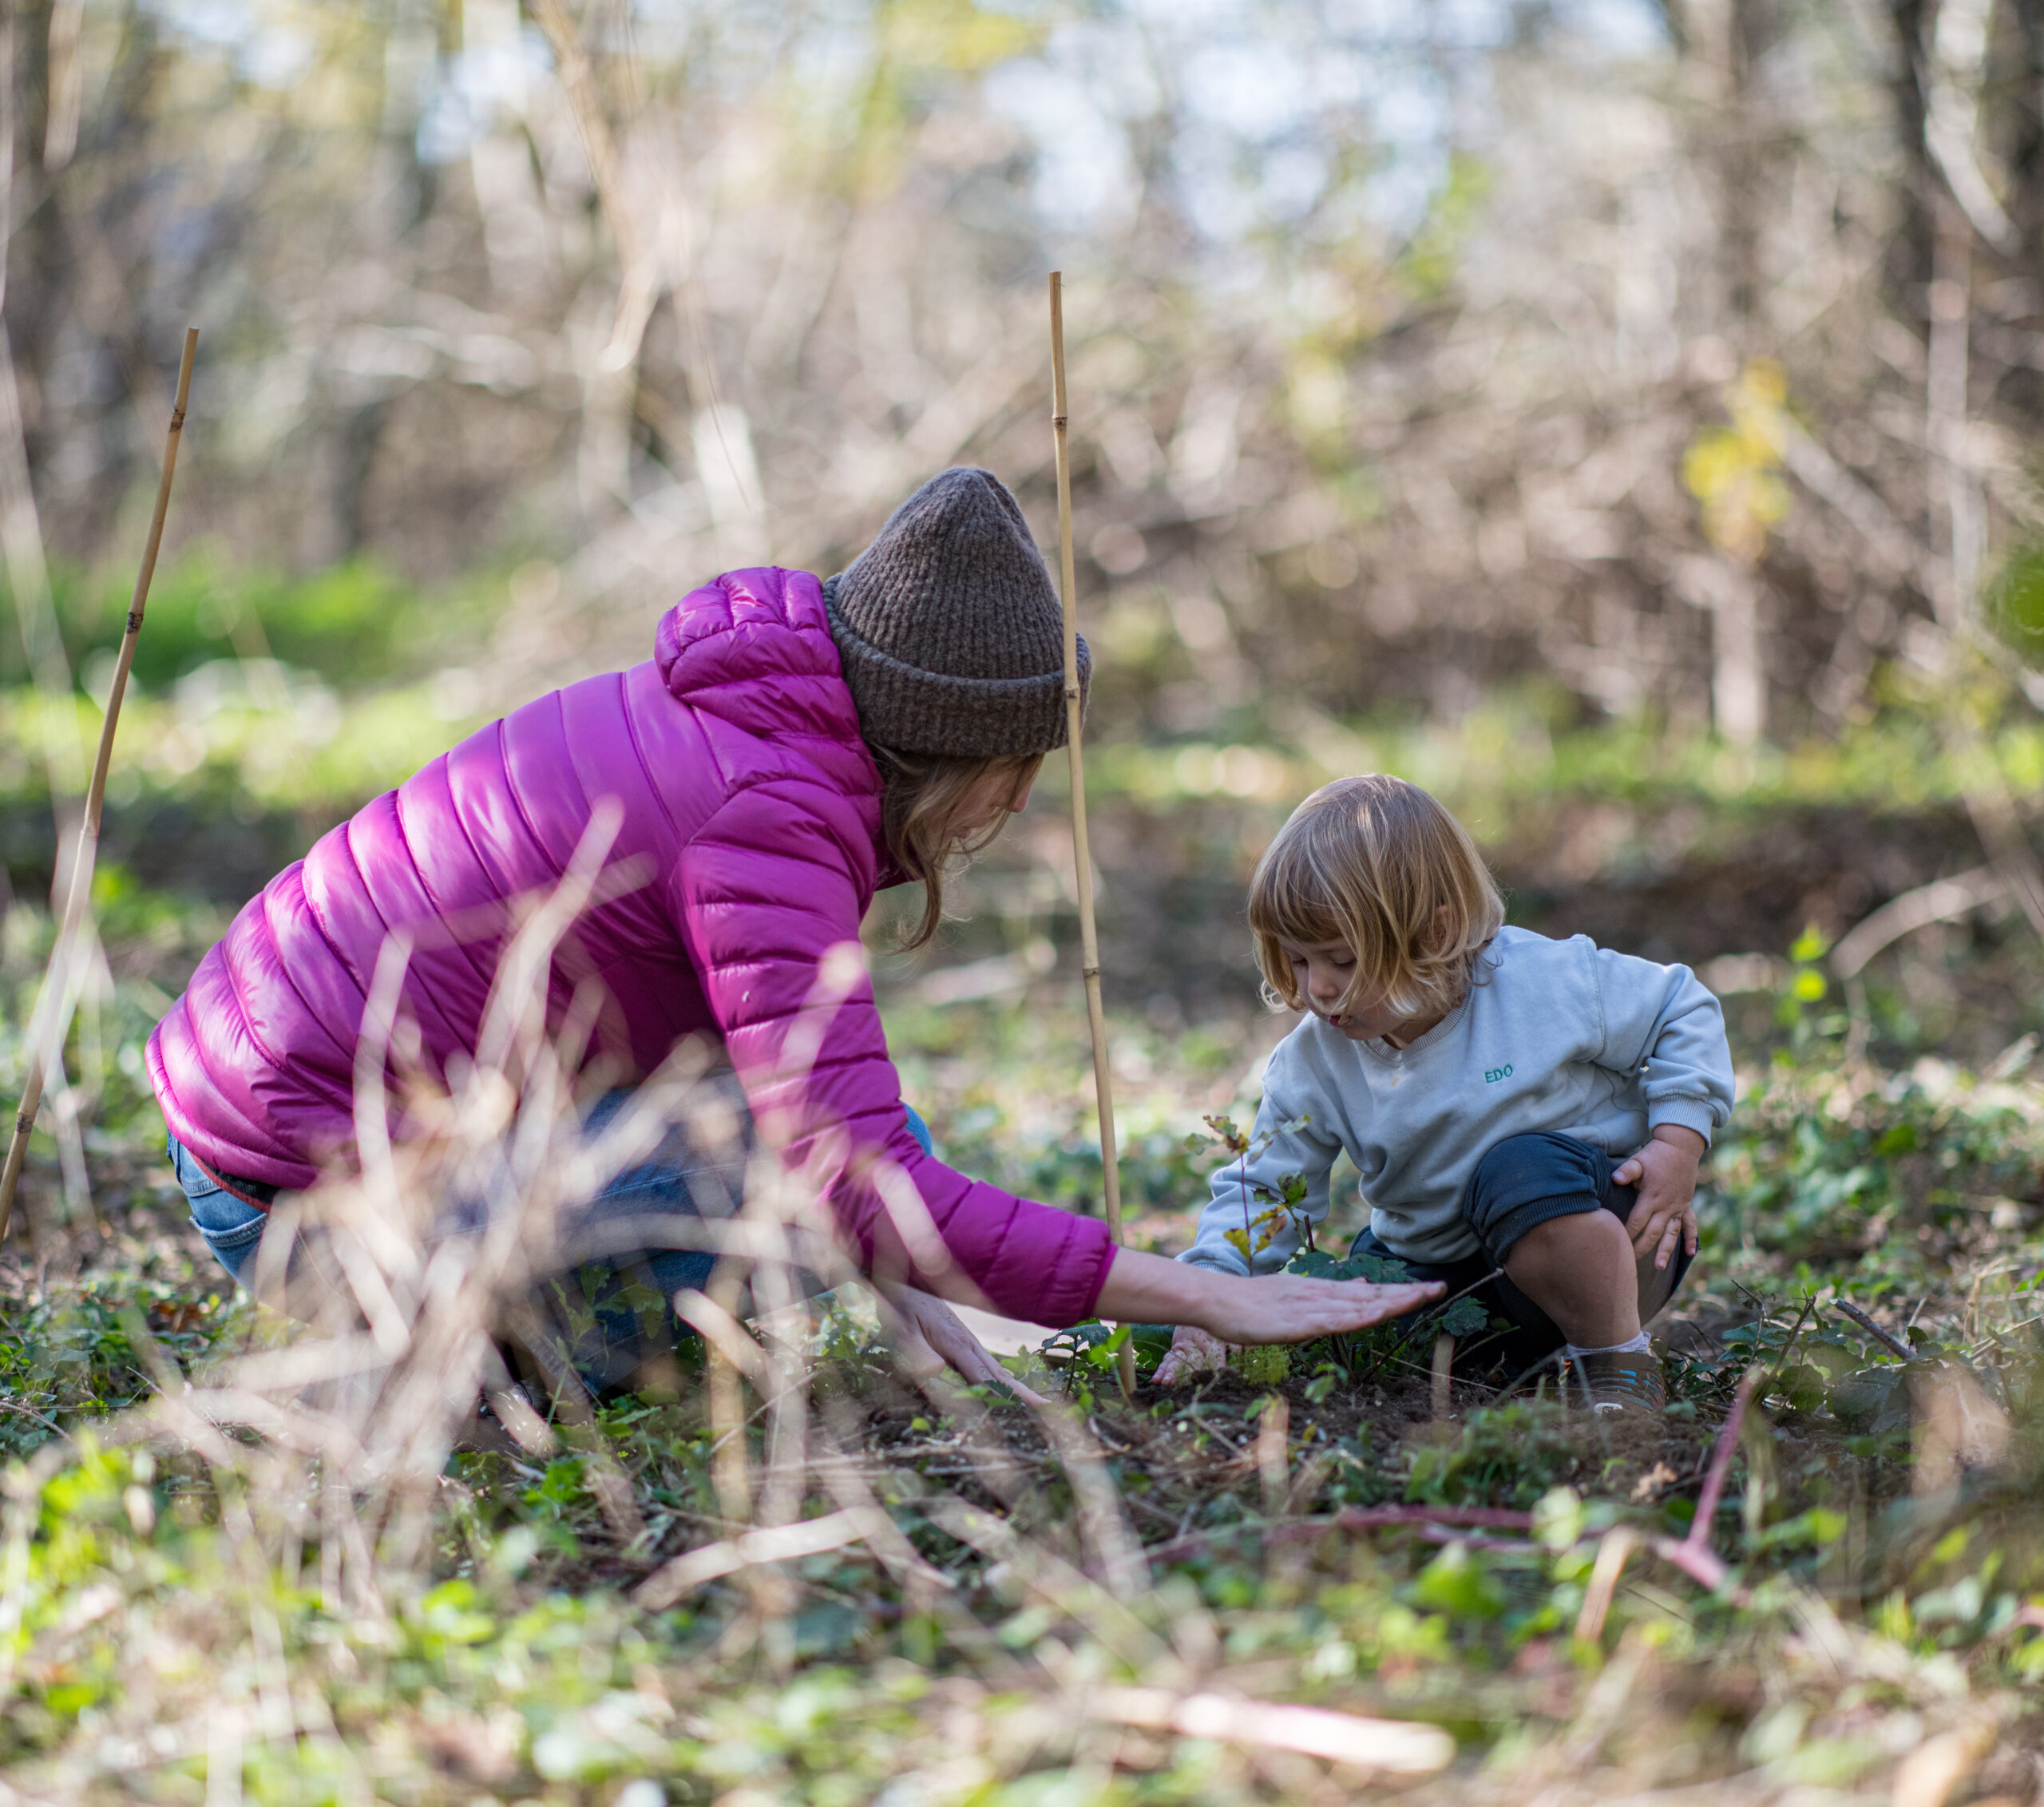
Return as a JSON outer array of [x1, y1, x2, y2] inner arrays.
[[1279, 936, 1413, 1041]]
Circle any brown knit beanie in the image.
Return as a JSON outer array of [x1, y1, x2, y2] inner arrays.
[[822, 466, 1090, 757]]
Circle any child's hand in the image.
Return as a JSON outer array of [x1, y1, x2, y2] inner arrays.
[[1611, 1125, 1706, 1271], [1154, 1325, 1231, 1385]]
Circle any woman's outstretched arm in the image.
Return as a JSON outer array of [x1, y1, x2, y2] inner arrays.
[[881, 1246, 1440, 1395]]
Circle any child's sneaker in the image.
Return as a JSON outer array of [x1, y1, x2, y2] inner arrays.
[[1568, 1348, 1666, 1417]]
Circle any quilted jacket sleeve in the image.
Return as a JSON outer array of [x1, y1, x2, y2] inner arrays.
[[672, 775, 1118, 1326]]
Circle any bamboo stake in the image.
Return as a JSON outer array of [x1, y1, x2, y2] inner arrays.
[[0, 327, 197, 1253], [1049, 273, 1135, 1400]]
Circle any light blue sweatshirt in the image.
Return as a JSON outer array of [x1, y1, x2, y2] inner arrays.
[[1178, 926, 1735, 1272]]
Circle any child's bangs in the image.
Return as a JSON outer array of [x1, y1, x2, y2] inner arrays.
[[1248, 829, 1350, 1006], [1251, 818, 1366, 942], [1249, 859, 1344, 949]]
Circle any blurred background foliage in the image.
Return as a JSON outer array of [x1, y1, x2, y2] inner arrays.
[[2, 0, 2044, 1066]]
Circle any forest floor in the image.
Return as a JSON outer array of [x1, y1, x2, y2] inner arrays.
[[2, 706, 2044, 1803]]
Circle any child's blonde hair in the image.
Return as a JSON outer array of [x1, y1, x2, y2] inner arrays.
[[1248, 775, 1504, 1022]]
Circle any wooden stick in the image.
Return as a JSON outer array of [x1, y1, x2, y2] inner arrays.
[[1049, 272, 1135, 1400], [0, 327, 197, 1253], [1833, 1295, 1915, 1362]]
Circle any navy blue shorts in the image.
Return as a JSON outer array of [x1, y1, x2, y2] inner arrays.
[[1351, 1131, 1692, 1369]]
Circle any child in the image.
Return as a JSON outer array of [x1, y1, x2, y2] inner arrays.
[[1155, 774, 1735, 1413]]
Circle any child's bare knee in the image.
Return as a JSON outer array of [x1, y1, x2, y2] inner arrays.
[[1507, 1207, 1630, 1265]]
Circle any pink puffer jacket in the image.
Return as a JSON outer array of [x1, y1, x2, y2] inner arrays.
[[146, 568, 1117, 1325]]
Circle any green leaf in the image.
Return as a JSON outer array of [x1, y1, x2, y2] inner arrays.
[[1440, 1298, 1488, 1338], [1083, 1323, 1132, 1369], [1202, 1113, 1248, 1154], [1776, 1361, 1828, 1413], [1789, 923, 1830, 963], [1411, 1541, 1504, 1618], [1827, 1367, 1903, 1428], [1128, 1324, 1175, 1372]]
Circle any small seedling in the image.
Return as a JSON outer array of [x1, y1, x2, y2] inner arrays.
[[1187, 1111, 1313, 1266]]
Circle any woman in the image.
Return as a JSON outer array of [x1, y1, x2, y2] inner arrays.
[[149, 467, 1437, 1389]]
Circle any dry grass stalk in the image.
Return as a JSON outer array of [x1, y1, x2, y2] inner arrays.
[[1091, 1686, 1454, 1775], [0, 327, 199, 1254], [1048, 270, 1134, 1400], [1431, 1332, 1456, 1420]]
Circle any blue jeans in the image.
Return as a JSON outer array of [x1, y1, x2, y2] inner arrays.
[[167, 1135, 273, 1280], [168, 1094, 936, 1393]]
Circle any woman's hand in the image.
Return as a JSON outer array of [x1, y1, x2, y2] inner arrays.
[[1190, 1270, 1442, 1348], [871, 1281, 1048, 1405], [1151, 1274, 1444, 1385], [1095, 1246, 1442, 1351]]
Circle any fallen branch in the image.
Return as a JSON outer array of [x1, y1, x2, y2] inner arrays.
[[1416, 1526, 1535, 1555], [1830, 866, 2009, 981], [1319, 1504, 1534, 1532], [633, 1505, 892, 1611], [1091, 1686, 1454, 1774], [1833, 1298, 1916, 1362]]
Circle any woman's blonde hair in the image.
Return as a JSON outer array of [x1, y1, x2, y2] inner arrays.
[[871, 745, 1043, 950], [1248, 774, 1504, 1023]]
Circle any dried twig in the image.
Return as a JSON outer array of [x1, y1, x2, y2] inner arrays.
[[1430, 1333, 1456, 1420], [1833, 1297, 1915, 1361], [1048, 271, 1133, 1402], [0, 327, 197, 1251], [1090, 1686, 1453, 1773]]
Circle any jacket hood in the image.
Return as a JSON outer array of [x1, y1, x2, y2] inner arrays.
[[655, 565, 881, 806]]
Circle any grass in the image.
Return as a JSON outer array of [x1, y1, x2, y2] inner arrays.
[[2, 948, 2044, 1802], [2, 647, 2044, 1799]]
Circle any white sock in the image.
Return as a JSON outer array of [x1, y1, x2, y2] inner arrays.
[[1565, 1331, 1651, 1361]]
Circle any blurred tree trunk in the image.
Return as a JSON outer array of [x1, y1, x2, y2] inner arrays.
[[1888, 0, 1939, 300], [1721, 0, 1787, 335]]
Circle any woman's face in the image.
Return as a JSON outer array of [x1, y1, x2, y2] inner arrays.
[[959, 759, 1039, 837]]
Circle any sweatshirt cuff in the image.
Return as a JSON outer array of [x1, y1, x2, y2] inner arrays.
[[1647, 1100, 1718, 1146]]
